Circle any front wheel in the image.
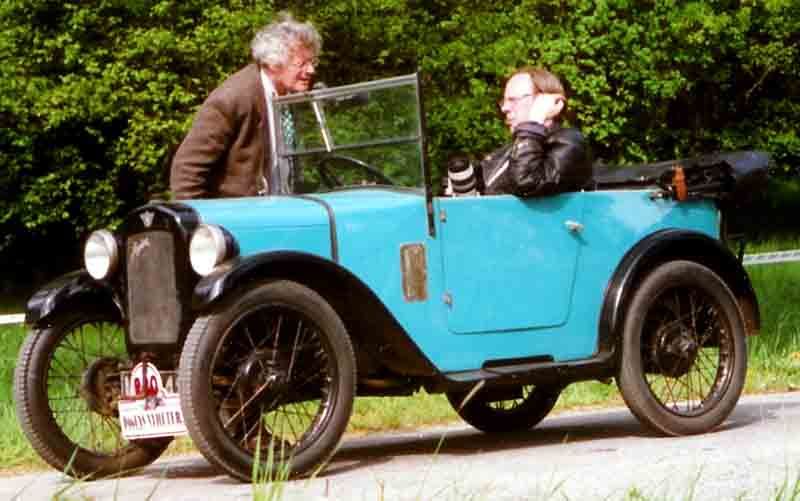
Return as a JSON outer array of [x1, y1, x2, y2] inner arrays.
[[178, 280, 356, 481], [14, 312, 170, 478], [616, 260, 747, 436], [446, 384, 561, 433]]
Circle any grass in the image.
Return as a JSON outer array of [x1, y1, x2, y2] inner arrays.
[[743, 241, 800, 394], [251, 434, 293, 501], [1, 243, 800, 474], [609, 468, 800, 501], [0, 323, 33, 471]]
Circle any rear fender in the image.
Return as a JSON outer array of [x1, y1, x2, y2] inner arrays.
[[599, 229, 760, 361], [26, 270, 123, 327]]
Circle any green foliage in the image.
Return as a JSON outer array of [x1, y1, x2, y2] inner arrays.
[[730, 178, 800, 240], [0, 0, 269, 278], [1, 0, 799, 282], [306, 0, 800, 171]]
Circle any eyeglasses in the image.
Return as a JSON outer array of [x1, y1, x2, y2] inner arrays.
[[288, 57, 319, 70], [497, 93, 533, 109]]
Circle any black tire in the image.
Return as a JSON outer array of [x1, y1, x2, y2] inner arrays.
[[446, 385, 561, 433], [178, 280, 356, 481], [616, 260, 747, 436], [14, 312, 170, 478]]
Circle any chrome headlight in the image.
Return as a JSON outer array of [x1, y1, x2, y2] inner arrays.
[[84, 230, 119, 280], [189, 224, 229, 276]]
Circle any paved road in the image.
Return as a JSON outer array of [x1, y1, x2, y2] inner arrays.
[[4, 391, 800, 501]]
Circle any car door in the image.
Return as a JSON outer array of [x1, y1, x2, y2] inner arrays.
[[437, 193, 586, 334]]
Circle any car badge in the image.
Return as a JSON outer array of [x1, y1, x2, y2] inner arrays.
[[140, 211, 154, 228]]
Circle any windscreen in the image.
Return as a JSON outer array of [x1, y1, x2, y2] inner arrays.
[[272, 74, 425, 193]]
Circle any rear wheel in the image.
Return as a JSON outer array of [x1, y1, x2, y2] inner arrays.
[[14, 312, 170, 478], [446, 384, 561, 433], [178, 280, 356, 481], [616, 260, 747, 435]]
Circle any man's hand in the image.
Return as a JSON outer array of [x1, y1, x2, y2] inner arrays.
[[527, 93, 565, 127]]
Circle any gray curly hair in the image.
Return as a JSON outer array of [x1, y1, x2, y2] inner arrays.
[[251, 12, 321, 67]]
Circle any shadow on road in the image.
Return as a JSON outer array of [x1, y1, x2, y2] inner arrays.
[[319, 395, 800, 479], [136, 393, 800, 481]]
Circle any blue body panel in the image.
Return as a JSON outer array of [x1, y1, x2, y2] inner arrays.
[[432, 191, 718, 372], [183, 197, 332, 259], [184, 188, 719, 374], [438, 195, 585, 333]]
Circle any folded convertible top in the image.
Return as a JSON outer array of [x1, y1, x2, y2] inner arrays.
[[590, 150, 770, 204]]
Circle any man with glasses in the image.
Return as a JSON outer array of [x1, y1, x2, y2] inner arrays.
[[171, 12, 320, 199], [448, 67, 590, 197]]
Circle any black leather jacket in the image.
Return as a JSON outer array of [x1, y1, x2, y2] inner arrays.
[[480, 122, 591, 197]]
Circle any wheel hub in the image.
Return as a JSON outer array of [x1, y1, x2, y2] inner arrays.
[[651, 323, 699, 378], [238, 348, 290, 401], [80, 357, 122, 416]]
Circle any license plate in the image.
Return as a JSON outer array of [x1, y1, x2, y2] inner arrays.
[[118, 362, 187, 439]]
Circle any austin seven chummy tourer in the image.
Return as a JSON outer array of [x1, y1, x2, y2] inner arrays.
[[14, 73, 769, 481]]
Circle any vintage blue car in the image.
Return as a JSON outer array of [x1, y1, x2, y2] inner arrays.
[[15, 74, 768, 482]]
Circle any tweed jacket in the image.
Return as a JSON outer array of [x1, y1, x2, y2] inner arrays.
[[170, 64, 270, 199]]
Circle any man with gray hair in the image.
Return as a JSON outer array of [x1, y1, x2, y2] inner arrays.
[[170, 12, 321, 199]]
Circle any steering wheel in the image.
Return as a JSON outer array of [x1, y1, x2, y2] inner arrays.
[[313, 154, 399, 188]]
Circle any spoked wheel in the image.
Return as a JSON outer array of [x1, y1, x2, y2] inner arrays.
[[179, 280, 356, 481], [14, 312, 170, 478], [617, 260, 747, 436], [446, 384, 561, 433]]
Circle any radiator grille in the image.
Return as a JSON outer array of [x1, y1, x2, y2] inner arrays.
[[127, 231, 182, 344]]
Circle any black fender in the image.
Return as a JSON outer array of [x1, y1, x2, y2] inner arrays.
[[25, 270, 123, 326], [193, 251, 438, 377], [599, 229, 761, 361], [193, 251, 329, 310]]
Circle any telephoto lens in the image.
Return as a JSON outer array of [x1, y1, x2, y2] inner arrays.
[[447, 155, 477, 196]]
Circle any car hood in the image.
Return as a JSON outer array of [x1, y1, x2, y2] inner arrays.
[[181, 189, 425, 259], [183, 196, 328, 227]]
